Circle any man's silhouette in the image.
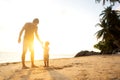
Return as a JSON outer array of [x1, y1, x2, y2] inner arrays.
[[18, 18, 42, 69]]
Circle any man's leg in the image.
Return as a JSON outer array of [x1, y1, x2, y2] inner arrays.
[[22, 50, 27, 67], [29, 42, 38, 68], [31, 50, 38, 68], [31, 50, 35, 66], [22, 39, 29, 69]]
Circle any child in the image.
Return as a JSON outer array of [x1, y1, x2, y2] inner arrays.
[[43, 41, 50, 67]]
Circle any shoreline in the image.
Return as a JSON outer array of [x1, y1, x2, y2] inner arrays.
[[0, 51, 74, 64], [0, 54, 119, 65]]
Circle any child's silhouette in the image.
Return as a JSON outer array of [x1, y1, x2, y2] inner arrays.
[[43, 41, 50, 67]]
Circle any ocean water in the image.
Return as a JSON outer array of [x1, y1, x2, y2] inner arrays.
[[0, 52, 21, 63], [0, 52, 74, 63]]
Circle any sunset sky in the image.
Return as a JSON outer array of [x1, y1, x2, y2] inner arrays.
[[0, 0, 119, 56]]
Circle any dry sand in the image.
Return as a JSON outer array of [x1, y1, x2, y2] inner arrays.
[[0, 54, 120, 80]]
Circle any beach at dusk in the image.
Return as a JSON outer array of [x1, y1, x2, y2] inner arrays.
[[0, 0, 120, 80]]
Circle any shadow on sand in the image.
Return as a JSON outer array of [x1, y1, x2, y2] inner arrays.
[[47, 67, 70, 80]]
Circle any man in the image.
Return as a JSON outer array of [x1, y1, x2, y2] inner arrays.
[[18, 18, 42, 69]]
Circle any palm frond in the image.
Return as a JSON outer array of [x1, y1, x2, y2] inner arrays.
[[95, 29, 105, 39]]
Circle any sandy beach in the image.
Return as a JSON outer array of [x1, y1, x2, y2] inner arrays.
[[0, 54, 120, 80]]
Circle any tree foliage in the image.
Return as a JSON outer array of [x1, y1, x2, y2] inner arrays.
[[95, 0, 120, 5], [94, 1, 120, 54]]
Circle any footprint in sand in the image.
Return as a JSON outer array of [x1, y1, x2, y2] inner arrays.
[[20, 75, 29, 79]]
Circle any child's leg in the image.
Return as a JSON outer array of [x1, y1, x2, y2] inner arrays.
[[47, 59, 49, 67], [44, 59, 46, 67]]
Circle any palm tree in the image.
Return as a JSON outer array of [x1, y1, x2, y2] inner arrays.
[[95, 6, 115, 40], [95, 0, 120, 5], [95, 5, 120, 53]]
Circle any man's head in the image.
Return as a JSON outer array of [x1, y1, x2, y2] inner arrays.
[[33, 18, 39, 25]]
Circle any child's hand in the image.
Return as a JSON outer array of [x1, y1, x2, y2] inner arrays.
[[18, 38, 21, 43]]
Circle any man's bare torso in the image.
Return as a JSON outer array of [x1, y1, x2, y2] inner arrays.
[[24, 23, 37, 41]]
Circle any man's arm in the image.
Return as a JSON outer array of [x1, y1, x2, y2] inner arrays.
[[18, 26, 25, 43], [35, 27, 43, 45]]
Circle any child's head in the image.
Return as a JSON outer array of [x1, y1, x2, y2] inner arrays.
[[45, 41, 50, 46]]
